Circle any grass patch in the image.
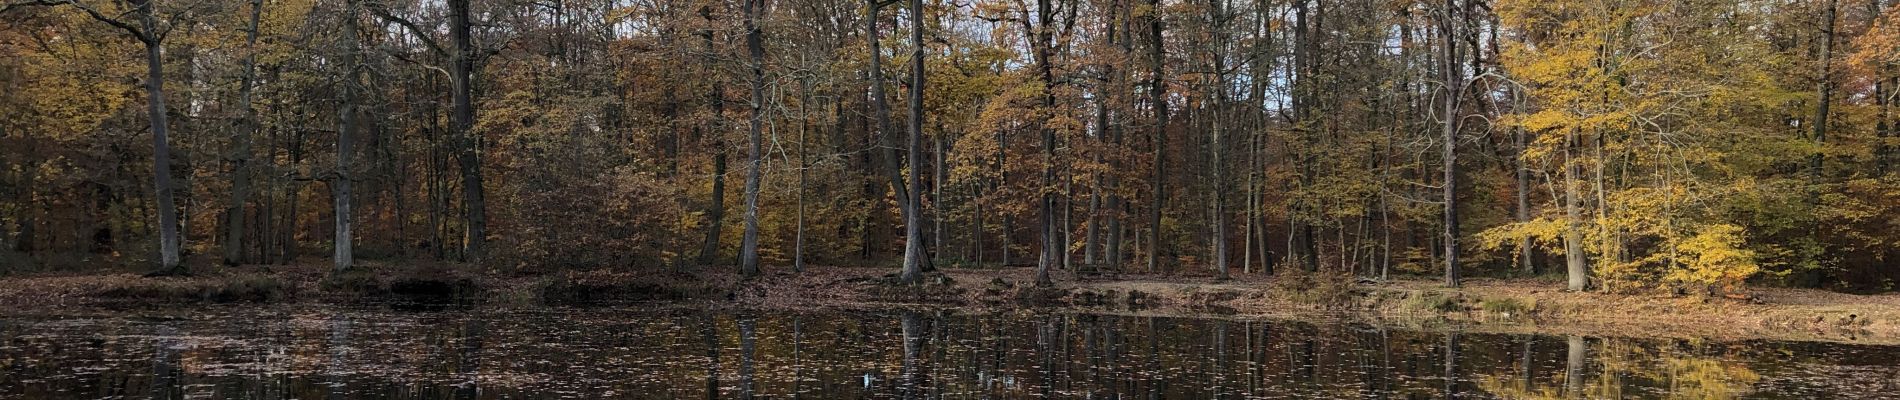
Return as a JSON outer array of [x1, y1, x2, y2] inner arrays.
[[1400, 290, 1463, 313], [1480, 296, 1531, 316], [1269, 270, 1359, 307]]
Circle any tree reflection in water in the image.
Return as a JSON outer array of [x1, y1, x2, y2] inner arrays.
[[0, 308, 1888, 399]]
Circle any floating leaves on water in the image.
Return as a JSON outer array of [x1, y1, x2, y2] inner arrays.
[[0, 306, 1896, 399]]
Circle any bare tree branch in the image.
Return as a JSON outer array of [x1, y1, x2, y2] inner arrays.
[[3, 0, 150, 43], [364, 1, 448, 57]]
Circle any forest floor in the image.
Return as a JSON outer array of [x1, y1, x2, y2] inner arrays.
[[0, 260, 1895, 345]]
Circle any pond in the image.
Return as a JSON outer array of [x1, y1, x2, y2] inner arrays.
[[1, 306, 1897, 399]]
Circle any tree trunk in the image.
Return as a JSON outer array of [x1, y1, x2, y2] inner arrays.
[[1086, 93, 1105, 266], [934, 127, 946, 267], [1033, 0, 1059, 287], [796, 84, 810, 273], [1564, 131, 1587, 291], [1515, 126, 1534, 275], [1878, 0, 1892, 176], [1812, 0, 1837, 181], [334, 0, 361, 273], [739, 0, 766, 278], [1438, 0, 1461, 287], [899, 0, 929, 283], [224, 0, 264, 266], [1213, 0, 1233, 280], [1146, 0, 1169, 274], [12, 146, 34, 255], [139, 5, 184, 276], [698, 7, 728, 267], [448, 0, 485, 263]]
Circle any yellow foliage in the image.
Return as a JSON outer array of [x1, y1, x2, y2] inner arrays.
[[1660, 224, 1760, 290]]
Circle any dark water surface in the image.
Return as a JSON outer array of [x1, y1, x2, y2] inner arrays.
[[2, 306, 1898, 399]]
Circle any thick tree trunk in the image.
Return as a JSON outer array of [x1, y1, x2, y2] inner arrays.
[[224, 0, 264, 266], [697, 8, 727, 267], [1086, 93, 1105, 266], [1033, 0, 1059, 287], [866, 0, 919, 267], [899, 0, 929, 284], [1211, 0, 1232, 280], [1810, 0, 1837, 181], [1146, 0, 1168, 274], [139, 7, 184, 276], [1878, 0, 1892, 176], [333, 0, 362, 273], [739, 0, 766, 278], [448, 0, 485, 263], [1106, 0, 1131, 272], [1438, 0, 1460, 287]]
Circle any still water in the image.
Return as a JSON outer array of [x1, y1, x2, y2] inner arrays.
[[1, 306, 1898, 399]]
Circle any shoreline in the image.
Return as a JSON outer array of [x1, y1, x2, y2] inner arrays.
[[1, 262, 1894, 345]]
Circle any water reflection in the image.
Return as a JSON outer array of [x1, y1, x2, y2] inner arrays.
[[0, 307, 1895, 399]]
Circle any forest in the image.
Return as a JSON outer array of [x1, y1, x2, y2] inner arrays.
[[3, 0, 1899, 295]]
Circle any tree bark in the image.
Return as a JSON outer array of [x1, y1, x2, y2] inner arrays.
[[1032, 0, 1059, 286], [334, 0, 361, 273], [1564, 131, 1587, 291], [739, 0, 766, 278], [698, 6, 728, 267], [1878, 0, 1892, 176], [899, 0, 929, 284], [1145, 0, 1169, 274], [223, 0, 264, 266], [1515, 126, 1534, 275], [1811, 0, 1836, 181], [1438, 0, 1461, 287], [448, 0, 485, 263], [1208, 0, 1230, 280], [133, 1, 184, 276], [796, 83, 810, 273]]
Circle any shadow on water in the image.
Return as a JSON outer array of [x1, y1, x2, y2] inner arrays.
[[2, 306, 1900, 399]]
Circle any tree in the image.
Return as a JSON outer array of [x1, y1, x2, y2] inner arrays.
[[4, 0, 189, 276], [1144, 0, 1168, 275], [739, 0, 767, 278], [898, 0, 929, 284], [364, 0, 488, 264], [1438, 0, 1462, 287], [698, 2, 729, 267], [1812, 0, 1837, 181], [223, 0, 263, 266], [333, 0, 363, 273], [448, 0, 485, 263]]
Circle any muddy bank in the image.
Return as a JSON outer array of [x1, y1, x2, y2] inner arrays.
[[1, 262, 1895, 345]]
